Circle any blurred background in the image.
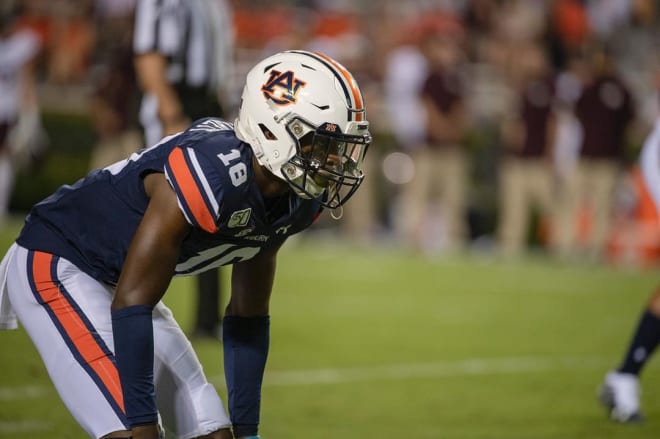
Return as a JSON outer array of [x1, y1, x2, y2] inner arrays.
[[1, 0, 660, 267], [0, 0, 660, 265], [1, 1, 660, 437]]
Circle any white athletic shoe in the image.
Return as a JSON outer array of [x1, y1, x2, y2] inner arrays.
[[599, 371, 644, 423]]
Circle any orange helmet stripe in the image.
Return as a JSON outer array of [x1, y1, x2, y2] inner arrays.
[[312, 52, 365, 121], [288, 50, 365, 121]]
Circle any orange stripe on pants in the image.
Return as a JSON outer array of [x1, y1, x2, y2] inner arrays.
[[31, 251, 125, 412]]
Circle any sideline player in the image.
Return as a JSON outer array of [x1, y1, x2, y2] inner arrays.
[[0, 50, 370, 439], [599, 110, 660, 423], [0, 2, 42, 222]]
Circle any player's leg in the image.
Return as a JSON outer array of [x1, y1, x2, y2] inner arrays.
[[586, 160, 618, 261], [600, 121, 660, 423], [534, 160, 556, 253], [618, 289, 660, 375], [399, 148, 432, 251], [6, 245, 131, 438], [151, 301, 232, 438], [600, 287, 660, 423], [601, 123, 660, 422], [497, 158, 527, 257], [440, 148, 468, 253], [552, 159, 582, 259], [601, 288, 660, 419]]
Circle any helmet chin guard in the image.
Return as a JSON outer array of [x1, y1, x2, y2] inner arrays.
[[281, 119, 370, 209], [234, 50, 371, 208]]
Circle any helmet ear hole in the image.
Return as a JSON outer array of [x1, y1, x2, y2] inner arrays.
[[258, 123, 278, 140]]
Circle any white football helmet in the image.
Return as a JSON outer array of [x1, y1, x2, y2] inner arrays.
[[235, 50, 371, 208]]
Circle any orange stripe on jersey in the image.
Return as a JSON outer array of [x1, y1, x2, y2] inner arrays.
[[31, 251, 125, 411], [168, 147, 218, 233], [313, 51, 365, 121]]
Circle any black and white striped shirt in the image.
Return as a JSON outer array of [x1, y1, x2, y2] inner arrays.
[[133, 0, 233, 92]]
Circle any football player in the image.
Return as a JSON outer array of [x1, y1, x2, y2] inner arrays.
[[0, 1, 42, 222], [599, 106, 660, 423], [0, 50, 370, 439]]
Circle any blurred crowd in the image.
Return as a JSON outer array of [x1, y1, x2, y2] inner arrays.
[[2, 0, 660, 267]]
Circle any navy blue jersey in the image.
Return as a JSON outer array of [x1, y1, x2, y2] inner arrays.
[[17, 118, 322, 285]]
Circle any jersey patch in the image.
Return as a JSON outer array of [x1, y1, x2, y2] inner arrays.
[[228, 208, 252, 228]]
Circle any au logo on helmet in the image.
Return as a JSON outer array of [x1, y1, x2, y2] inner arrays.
[[261, 70, 307, 105]]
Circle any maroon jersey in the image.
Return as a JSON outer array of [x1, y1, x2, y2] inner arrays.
[[421, 69, 464, 146], [575, 74, 634, 160], [514, 77, 555, 158]]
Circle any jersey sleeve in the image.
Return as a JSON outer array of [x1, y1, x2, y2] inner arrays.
[[164, 146, 222, 233]]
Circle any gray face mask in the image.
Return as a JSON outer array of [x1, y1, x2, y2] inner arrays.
[[281, 120, 370, 208]]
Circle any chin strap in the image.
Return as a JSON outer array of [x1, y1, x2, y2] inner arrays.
[[330, 205, 343, 220]]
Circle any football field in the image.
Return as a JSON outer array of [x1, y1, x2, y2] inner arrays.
[[0, 220, 658, 438]]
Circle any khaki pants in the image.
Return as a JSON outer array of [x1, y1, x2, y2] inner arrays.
[[554, 158, 620, 259], [497, 157, 555, 257], [342, 151, 378, 244], [398, 147, 468, 252]]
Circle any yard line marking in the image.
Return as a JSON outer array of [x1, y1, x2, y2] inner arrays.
[[0, 385, 46, 400], [0, 355, 645, 398], [210, 355, 611, 387], [0, 421, 50, 434]]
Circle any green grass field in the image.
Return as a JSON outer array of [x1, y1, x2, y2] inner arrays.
[[0, 219, 658, 438]]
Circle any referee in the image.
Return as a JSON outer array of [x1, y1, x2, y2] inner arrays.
[[133, 0, 235, 339]]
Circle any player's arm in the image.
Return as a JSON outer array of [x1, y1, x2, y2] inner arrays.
[[134, 52, 189, 135], [223, 241, 284, 438], [227, 242, 282, 316], [133, 0, 188, 135], [111, 172, 190, 439]]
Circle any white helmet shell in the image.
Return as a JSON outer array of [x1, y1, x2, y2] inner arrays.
[[235, 50, 370, 207]]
